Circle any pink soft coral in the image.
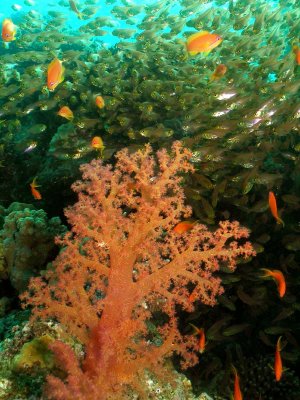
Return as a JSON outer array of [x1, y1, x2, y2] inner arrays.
[[21, 141, 255, 399]]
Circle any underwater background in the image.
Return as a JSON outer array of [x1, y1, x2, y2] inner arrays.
[[0, 0, 299, 399]]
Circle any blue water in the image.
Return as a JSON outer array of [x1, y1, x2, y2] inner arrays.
[[0, 0, 283, 49]]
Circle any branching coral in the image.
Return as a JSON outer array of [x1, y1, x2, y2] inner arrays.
[[22, 141, 255, 399]]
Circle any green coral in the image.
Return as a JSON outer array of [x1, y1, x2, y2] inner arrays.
[[13, 334, 55, 371], [0, 203, 66, 292]]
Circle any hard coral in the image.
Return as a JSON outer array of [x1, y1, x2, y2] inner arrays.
[[22, 141, 255, 399], [1, 204, 66, 292]]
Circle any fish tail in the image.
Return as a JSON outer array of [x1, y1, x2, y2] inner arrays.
[[189, 323, 200, 334], [260, 268, 273, 279], [276, 217, 285, 228], [277, 336, 283, 351]]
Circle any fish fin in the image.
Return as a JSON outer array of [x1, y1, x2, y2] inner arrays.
[[276, 217, 285, 228], [187, 30, 210, 45], [60, 65, 66, 83], [260, 268, 272, 279], [277, 336, 283, 351], [203, 50, 212, 56], [187, 50, 198, 56], [31, 177, 41, 188], [231, 364, 237, 374], [267, 363, 274, 371], [189, 323, 200, 334], [77, 12, 83, 20]]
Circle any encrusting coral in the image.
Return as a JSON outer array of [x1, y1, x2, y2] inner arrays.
[[21, 141, 255, 399]]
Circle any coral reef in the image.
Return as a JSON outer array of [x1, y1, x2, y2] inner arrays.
[[0, 0, 299, 398], [0, 203, 66, 292], [22, 142, 254, 399]]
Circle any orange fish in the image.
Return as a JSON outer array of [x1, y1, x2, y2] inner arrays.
[[186, 31, 222, 56], [274, 336, 283, 381], [292, 45, 300, 65], [91, 136, 105, 156], [95, 95, 105, 109], [190, 324, 206, 353], [47, 58, 65, 91], [30, 177, 42, 200], [188, 289, 197, 303], [2, 19, 17, 42], [232, 365, 243, 400], [173, 221, 195, 234], [261, 269, 286, 298], [268, 191, 284, 226], [211, 64, 227, 81], [57, 106, 74, 120]]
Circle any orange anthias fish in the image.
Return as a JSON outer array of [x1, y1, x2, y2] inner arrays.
[[2, 19, 17, 42], [186, 31, 222, 56], [57, 106, 74, 120], [274, 336, 283, 381], [211, 64, 227, 81], [261, 269, 286, 298], [232, 366, 243, 400], [292, 45, 300, 65], [190, 324, 206, 353], [268, 191, 284, 226], [69, 0, 83, 20], [91, 136, 105, 156], [47, 58, 65, 91], [188, 289, 197, 303], [173, 221, 195, 234], [95, 95, 105, 109], [30, 177, 42, 200]]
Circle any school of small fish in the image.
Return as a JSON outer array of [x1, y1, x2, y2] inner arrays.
[[0, 0, 299, 398]]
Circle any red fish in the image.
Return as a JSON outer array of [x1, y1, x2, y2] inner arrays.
[[57, 106, 73, 120], [188, 290, 197, 303], [190, 324, 206, 353], [261, 269, 286, 298], [274, 336, 283, 381], [47, 58, 65, 91], [232, 365, 243, 400], [186, 31, 222, 56], [30, 177, 42, 200], [173, 221, 195, 234], [268, 191, 284, 226], [2, 19, 17, 42], [95, 95, 105, 109], [292, 45, 300, 65], [211, 64, 227, 81]]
